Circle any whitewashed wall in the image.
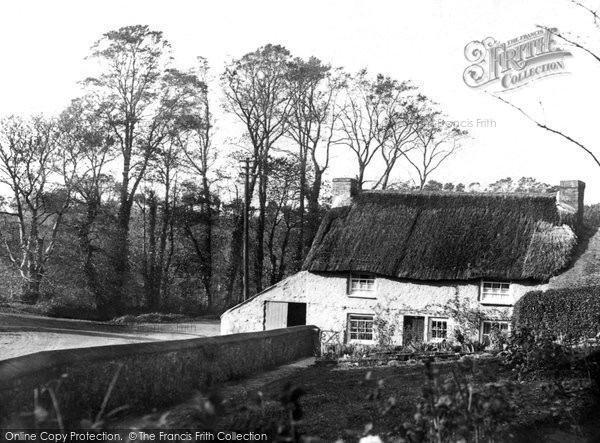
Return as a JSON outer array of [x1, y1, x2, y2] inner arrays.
[[220, 271, 547, 344]]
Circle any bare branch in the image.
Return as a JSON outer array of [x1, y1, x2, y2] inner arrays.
[[493, 94, 600, 169]]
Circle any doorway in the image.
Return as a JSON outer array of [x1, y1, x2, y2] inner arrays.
[[265, 301, 307, 330], [403, 316, 425, 346], [287, 302, 307, 327]]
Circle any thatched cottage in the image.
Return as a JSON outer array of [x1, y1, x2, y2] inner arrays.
[[221, 178, 598, 346]]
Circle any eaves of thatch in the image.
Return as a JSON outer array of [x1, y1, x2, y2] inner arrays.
[[302, 191, 578, 282]]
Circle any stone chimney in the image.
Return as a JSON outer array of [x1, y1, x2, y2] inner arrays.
[[557, 180, 585, 225], [332, 178, 359, 208]]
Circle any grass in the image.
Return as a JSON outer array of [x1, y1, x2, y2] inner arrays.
[[163, 358, 599, 442], [221, 364, 430, 441], [166, 360, 492, 440]]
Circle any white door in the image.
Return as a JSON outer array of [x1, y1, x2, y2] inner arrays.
[[265, 301, 288, 330]]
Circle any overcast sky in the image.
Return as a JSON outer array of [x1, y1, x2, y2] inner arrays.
[[1, 0, 599, 201]]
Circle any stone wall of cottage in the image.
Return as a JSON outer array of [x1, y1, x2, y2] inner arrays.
[[220, 271, 547, 345]]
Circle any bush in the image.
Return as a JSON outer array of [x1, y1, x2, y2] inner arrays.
[[513, 286, 600, 343], [40, 298, 105, 321], [487, 326, 509, 353], [502, 329, 575, 379], [111, 313, 188, 324], [396, 358, 520, 443]]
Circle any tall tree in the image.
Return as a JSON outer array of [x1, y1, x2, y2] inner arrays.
[[59, 97, 116, 314], [178, 59, 217, 309], [265, 156, 301, 285], [84, 25, 171, 313], [142, 67, 209, 311], [0, 116, 73, 302], [287, 57, 345, 260], [222, 44, 295, 293]]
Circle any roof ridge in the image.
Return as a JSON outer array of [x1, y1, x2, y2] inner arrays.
[[360, 190, 557, 199]]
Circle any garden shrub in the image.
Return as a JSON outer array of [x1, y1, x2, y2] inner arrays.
[[513, 286, 600, 343], [373, 304, 402, 350], [400, 358, 519, 442], [40, 298, 105, 321], [502, 329, 575, 379], [358, 358, 521, 443], [437, 294, 509, 352], [487, 326, 509, 353]]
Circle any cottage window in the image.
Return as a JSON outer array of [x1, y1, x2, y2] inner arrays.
[[481, 320, 510, 344], [349, 273, 375, 293], [429, 318, 448, 340], [348, 314, 374, 342], [480, 281, 511, 304]]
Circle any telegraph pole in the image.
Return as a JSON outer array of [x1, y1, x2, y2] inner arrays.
[[242, 158, 250, 301]]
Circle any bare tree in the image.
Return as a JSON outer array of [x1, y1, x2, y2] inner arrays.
[[403, 110, 467, 190], [0, 116, 74, 302], [287, 57, 345, 261], [222, 44, 295, 293], [373, 95, 428, 190], [337, 70, 413, 188]]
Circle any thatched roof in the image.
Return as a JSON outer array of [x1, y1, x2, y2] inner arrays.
[[302, 191, 577, 281], [549, 225, 600, 289]]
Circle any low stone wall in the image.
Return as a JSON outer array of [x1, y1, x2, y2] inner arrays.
[[0, 326, 319, 427]]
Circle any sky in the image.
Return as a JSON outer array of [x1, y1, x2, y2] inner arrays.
[[1, 0, 599, 201]]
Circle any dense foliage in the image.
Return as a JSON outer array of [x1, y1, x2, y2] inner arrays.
[[513, 287, 600, 343]]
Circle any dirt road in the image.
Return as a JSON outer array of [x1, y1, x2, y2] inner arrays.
[[0, 313, 220, 360]]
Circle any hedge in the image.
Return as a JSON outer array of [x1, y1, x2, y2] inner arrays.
[[513, 286, 600, 341]]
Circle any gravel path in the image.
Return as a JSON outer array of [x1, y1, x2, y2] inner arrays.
[[0, 313, 220, 360]]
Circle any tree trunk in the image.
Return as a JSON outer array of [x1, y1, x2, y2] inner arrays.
[[21, 272, 42, 304], [277, 227, 291, 282], [306, 168, 323, 250], [294, 152, 307, 269], [254, 166, 267, 293], [201, 175, 213, 310], [109, 196, 132, 314], [226, 204, 244, 305], [20, 216, 43, 303], [145, 194, 159, 311], [156, 181, 171, 310], [110, 121, 134, 315], [78, 195, 106, 314]]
